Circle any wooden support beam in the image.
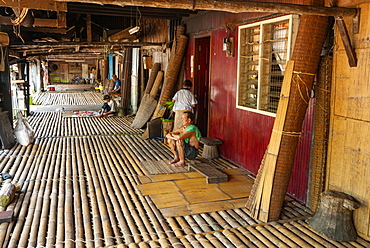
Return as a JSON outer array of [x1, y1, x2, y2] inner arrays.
[[0, 0, 67, 11], [21, 27, 68, 34], [0, 16, 66, 28], [57, 11, 67, 28], [56, 0, 358, 17], [86, 14, 92, 42], [336, 16, 357, 67], [335, 0, 370, 7]]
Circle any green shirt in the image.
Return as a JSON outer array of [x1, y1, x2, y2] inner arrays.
[[184, 125, 202, 143]]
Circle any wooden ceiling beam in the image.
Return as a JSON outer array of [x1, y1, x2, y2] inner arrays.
[[56, 0, 358, 17], [0, 0, 66, 11], [335, 0, 370, 7], [0, 16, 66, 28], [9, 41, 161, 50]]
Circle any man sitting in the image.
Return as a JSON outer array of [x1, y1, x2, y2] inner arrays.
[[98, 95, 117, 117], [112, 74, 121, 93], [166, 111, 202, 167]]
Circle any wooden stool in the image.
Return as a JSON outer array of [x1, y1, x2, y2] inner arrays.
[[308, 190, 359, 241], [200, 137, 223, 159]]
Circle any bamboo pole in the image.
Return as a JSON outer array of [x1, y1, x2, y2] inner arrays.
[[270, 222, 309, 247], [200, 213, 222, 231], [43, 138, 62, 247], [222, 230, 247, 248], [105, 136, 159, 241], [229, 229, 258, 248], [192, 215, 212, 233], [81, 137, 105, 247], [64, 137, 76, 247], [7, 138, 46, 248], [218, 210, 240, 228], [92, 136, 134, 244], [71, 137, 85, 248], [55, 137, 67, 248], [84, 137, 115, 246], [0, 140, 39, 247], [294, 220, 346, 248], [235, 227, 268, 248], [213, 232, 235, 247], [283, 222, 325, 247], [30, 138, 58, 247], [184, 234, 203, 248], [76, 137, 94, 248], [262, 224, 298, 247], [18, 138, 53, 248], [225, 209, 249, 226]]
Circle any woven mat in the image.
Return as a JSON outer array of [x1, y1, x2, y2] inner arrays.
[[140, 160, 188, 175]]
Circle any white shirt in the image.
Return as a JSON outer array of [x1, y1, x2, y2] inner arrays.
[[108, 99, 117, 112], [172, 89, 197, 111]]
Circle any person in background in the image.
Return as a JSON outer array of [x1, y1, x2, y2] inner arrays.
[[172, 80, 197, 130], [98, 95, 117, 117], [166, 111, 202, 167], [112, 74, 121, 93]]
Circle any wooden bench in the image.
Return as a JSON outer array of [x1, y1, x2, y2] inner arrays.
[[200, 137, 223, 159], [188, 163, 228, 184]]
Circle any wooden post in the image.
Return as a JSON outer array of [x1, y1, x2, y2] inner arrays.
[[86, 14, 92, 42], [336, 17, 357, 67]]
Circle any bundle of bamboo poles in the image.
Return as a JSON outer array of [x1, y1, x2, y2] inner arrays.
[[152, 26, 188, 120], [246, 12, 329, 222]]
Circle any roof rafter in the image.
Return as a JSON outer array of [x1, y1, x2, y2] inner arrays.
[[56, 0, 358, 17]]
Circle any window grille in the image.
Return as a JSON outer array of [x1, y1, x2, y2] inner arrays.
[[237, 15, 299, 115]]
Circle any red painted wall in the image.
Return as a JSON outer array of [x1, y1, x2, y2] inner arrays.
[[185, 15, 314, 204]]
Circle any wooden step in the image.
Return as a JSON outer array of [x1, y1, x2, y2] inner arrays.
[[188, 163, 228, 184]]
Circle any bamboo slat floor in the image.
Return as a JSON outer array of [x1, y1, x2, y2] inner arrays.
[[1, 108, 370, 247], [32, 92, 104, 105]]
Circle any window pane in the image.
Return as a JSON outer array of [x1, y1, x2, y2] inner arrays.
[[237, 16, 294, 114], [238, 26, 260, 109], [259, 21, 289, 113]]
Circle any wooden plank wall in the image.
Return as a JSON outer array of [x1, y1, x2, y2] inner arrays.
[[328, 3, 370, 240]]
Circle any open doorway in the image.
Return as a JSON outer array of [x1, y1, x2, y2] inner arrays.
[[194, 36, 210, 136]]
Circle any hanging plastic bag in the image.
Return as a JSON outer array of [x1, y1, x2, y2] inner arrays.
[[14, 112, 34, 146]]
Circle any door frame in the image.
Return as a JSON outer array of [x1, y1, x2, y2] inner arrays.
[[194, 34, 211, 136]]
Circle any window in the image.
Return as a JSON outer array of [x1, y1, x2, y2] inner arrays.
[[237, 15, 299, 115]]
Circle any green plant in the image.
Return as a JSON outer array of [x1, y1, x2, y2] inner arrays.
[[164, 100, 174, 110]]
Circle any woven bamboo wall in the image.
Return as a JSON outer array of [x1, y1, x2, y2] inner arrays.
[[327, 3, 370, 240]]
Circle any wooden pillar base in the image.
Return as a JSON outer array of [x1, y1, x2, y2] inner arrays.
[[308, 190, 359, 241]]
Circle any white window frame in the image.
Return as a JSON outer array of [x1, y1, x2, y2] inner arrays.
[[236, 15, 299, 117]]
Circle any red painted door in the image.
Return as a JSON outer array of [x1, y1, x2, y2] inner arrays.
[[195, 37, 210, 136]]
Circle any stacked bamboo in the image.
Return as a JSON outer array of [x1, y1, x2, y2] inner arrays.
[[32, 92, 102, 105], [152, 26, 188, 120], [247, 11, 329, 222], [131, 63, 163, 129]]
